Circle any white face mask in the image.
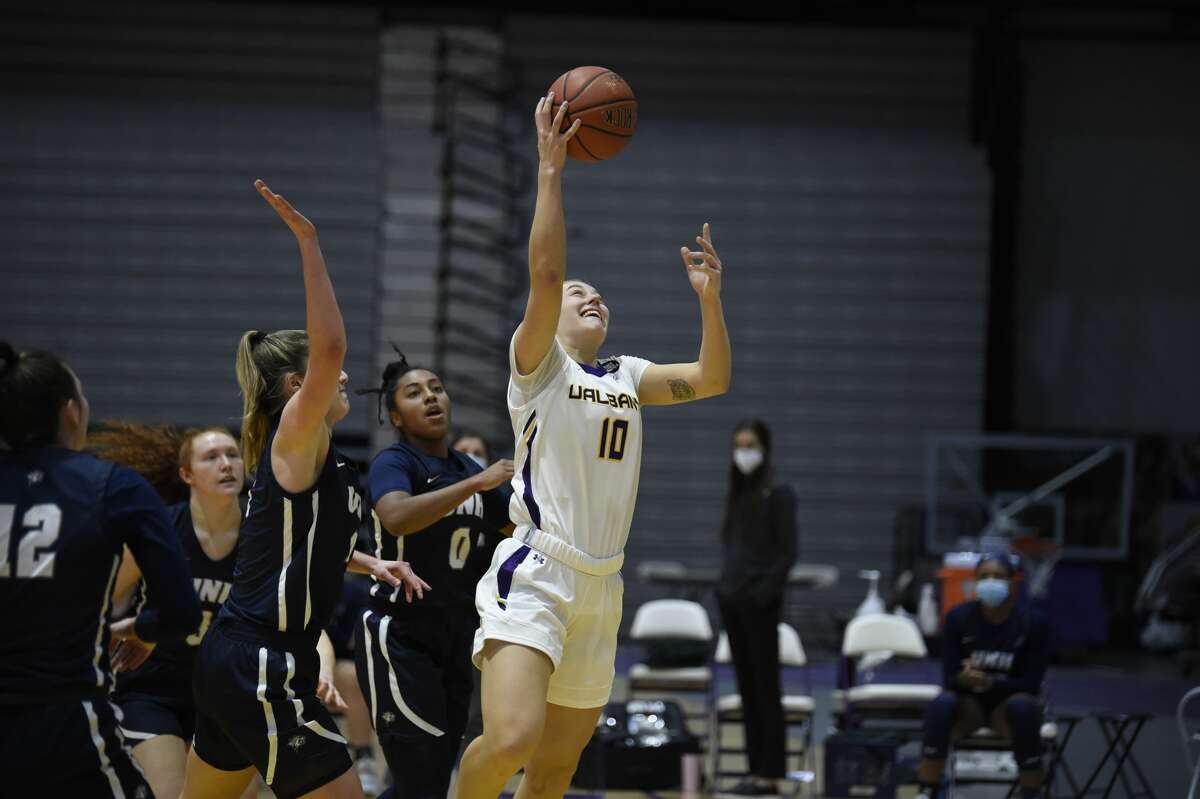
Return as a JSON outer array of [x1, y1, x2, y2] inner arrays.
[[463, 452, 487, 469], [732, 447, 764, 475]]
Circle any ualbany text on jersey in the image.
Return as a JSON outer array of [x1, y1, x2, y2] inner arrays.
[[568, 384, 640, 410]]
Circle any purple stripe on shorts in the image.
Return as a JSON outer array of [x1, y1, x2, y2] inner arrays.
[[497, 545, 531, 609]]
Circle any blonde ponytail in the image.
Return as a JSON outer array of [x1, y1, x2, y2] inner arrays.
[[235, 329, 309, 477]]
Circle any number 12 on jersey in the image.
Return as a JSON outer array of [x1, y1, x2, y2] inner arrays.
[[598, 418, 629, 462]]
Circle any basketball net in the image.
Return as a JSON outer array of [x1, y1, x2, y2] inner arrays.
[[1012, 537, 1062, 599]]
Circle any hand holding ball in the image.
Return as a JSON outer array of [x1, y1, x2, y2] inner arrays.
[[546, 67, 637, 161]]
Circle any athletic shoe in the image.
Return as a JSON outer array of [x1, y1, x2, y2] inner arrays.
[[357, 756, 383, 797]]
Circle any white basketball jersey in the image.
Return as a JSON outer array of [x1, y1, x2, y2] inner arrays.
[[507, 336, 654, 561]]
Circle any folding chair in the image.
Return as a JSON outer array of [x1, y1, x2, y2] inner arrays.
[[947, 714, 1079, 798], [627, 599, 715, 742], [713, 623, 814, 788], [833, 613, 940, 734]]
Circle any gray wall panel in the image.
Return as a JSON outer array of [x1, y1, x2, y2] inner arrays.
[[0, 5, 381, 455]]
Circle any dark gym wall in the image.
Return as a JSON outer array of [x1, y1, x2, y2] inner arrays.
[[1014, 39, 1200, 435], [0, 3, 381, 452]]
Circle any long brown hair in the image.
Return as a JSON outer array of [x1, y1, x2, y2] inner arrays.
[[235, 329, 308, 476], [89, 422, 236, 504]]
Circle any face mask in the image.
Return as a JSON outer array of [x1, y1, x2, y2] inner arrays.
[[732, 448, 763, 475], [463, 453, 487, 469], [976, 578, 1010, 608]]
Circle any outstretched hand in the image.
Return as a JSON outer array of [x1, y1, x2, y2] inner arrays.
[[255, 179, 317, 241], [371, 559, 432, 604], [680, 222, 723, 300], [317, 671, 348, 711], [534, 92, 581, 171]]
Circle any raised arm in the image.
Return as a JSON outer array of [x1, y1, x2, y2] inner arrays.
[[255, 180, 348, 490], [512, 93, 581, 376], [638, 223, 732, 405]]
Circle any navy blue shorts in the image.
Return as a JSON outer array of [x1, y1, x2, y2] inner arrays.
[[0, 696, 151, 797], [327, 574, 371, 661], [114, 659, 195, 743], [355, 606, 476, 799], [192, 619, 352, 799]]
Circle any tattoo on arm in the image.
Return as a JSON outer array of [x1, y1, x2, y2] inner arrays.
[[667, 378, 696, 401]]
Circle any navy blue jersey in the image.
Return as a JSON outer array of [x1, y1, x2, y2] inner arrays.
[[943, 600, 1049, 698], [221, 430, 363, 637], [0, 448, 199, 703], [367, 443, 510, 611], [121, 502, 237, 675]]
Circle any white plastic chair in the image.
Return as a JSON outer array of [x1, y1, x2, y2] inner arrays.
[[627, 599, 715, 740], [713, 623, 814, 786], [833, 613, 940, 727]]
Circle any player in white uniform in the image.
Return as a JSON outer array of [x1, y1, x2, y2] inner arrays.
[[456, 92, 732, 799]]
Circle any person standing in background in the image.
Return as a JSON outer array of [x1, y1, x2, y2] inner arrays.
[[715, 419, 797, 798]]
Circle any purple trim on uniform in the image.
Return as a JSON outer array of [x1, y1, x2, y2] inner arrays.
[[522, 410, 537, 435], [521, 426, 542, 528], [577, 362, 610, 377], [497, 545, 531, 607]]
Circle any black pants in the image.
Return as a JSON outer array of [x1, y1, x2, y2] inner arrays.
[[717, 592, 786, 779]]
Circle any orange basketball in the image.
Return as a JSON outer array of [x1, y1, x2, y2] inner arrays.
[[548, 66, 637, 162]]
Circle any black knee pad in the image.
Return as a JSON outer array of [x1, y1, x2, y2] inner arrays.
[[921, 692, 961, 760], [1005, 696, 1043, 770]]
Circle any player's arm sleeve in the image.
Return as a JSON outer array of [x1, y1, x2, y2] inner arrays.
[[368, 449, 415, 505], [942, 609, 966, 689], [760, 484, 797, 599], [105, 467, 201, 643], [994, 616, 1050, 696], [509, 333, 567, 400], [620, 355, 656, 400]]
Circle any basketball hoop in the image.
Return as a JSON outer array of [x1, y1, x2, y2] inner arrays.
[[1012, 537, 1062, 599]]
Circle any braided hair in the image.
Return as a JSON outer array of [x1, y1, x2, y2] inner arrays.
[[356, 344, 428, 429]]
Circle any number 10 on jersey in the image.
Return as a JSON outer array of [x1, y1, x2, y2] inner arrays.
[[598, 418, 629, 461]]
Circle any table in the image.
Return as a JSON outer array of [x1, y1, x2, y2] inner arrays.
[[1074, 712, 1156, 799]]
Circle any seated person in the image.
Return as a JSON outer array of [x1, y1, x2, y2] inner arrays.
[[917, 553, 1050, 799]]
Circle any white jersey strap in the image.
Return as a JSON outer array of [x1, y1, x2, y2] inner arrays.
[[515, 526, 624, 576]]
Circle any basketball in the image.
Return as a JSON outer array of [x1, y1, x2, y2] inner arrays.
[[548, 66, 637, 161]]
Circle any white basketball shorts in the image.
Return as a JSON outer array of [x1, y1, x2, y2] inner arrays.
[[473, 536, 623, 709]]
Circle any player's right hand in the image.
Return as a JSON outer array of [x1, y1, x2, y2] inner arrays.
[[475, 459, 516, 491], [255, 179, 318, 241], [535, 92, 581, 171], [109, 618, 156, 672]]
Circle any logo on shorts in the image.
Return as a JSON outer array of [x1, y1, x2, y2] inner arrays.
[[134, 787, 150, 799], [531, 553, 546, 565], [26, 470, 43, 485], [288, 734, 306, 751], [382, 711, 397, 724]]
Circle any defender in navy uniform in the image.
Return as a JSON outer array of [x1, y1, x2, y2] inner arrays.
[[916, 554, 1050, 799], [0, 343, 201, 797], [357, 354, 514, 799], [180, 181, 428, 799], [90, 425, 244, 799]]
